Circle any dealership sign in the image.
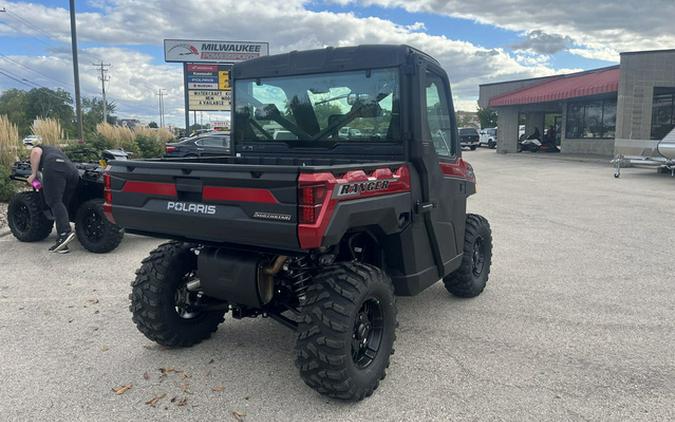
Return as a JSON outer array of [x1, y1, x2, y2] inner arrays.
[[165, 39, 269, 63], [188, 90, 232, 111], [185, 63, 232, 111]]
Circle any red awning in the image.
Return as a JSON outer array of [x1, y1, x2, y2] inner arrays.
[[488, 67, 620, 107]]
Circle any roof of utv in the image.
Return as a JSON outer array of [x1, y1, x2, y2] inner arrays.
[[232, 44, 440, 79]]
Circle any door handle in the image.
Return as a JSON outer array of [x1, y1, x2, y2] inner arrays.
[[416, 201, 435, 213]]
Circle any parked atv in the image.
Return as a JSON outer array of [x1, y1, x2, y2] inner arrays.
[[107, 45, 493, 401], [7, 150, 126, 253], [518, 137, 560, 153]]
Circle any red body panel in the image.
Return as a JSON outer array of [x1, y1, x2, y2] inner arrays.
[[122, 181, 178, 197], [298, 165, 411, 249], [202, 186, 279, 204]]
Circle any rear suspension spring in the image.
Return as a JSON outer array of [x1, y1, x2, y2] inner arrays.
[[288, 256, 312, 304]]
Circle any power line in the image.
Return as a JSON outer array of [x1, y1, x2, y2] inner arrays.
[[0, 8, 58, 48], [0, 68, 75, 103], [92, 62, 110, 123], [0, 53, 74, 89], [3, 8, 63, 43]]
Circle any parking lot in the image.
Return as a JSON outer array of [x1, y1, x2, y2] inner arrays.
[[0, 149, 673, 421]]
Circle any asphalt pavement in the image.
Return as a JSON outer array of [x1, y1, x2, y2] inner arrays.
[[0, 149, 673, 421]]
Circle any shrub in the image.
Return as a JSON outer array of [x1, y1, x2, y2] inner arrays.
[[32, 117, 63, 146], [63, 135, 114, 163], [97, 123, 134, 149], [0, 114, 22, 169], [0, 166, 17, 202], [135, 135, 164, 158]]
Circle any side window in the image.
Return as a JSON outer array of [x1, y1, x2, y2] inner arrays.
[[424, 72, 455, 157], [197, 137, 225, 147]]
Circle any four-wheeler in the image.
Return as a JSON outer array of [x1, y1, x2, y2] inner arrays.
[[106, 45, 493, 401], [164, 132, 230, 158], [7, 150, 126, 253], [459, 127, 480, 150]]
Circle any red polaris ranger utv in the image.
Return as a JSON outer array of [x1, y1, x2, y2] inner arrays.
[[105, 45, 492, 401]]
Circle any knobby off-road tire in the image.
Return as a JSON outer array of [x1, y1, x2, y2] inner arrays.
[[443, 214, 492, 298], [7, 191, 53, 242], [296, 262, 397, 401], [130, 241, 226, 347], [75, 199, 124, 253]]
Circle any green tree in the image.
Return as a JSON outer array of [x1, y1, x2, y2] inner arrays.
[[26, 88, 75, 134], [477, 105, 498, 129], [0, 89, 30, 136], [82, 97, 117, 136], [313, 103, 343, 128], [0, 88, 77, 137], [148, 121, 158, 128]]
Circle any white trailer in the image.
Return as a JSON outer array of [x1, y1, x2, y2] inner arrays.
[[612, 128, 675, 178]]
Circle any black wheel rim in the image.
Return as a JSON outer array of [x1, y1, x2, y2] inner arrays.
[[12, 203, 31, 232], [83, 208, 105, 241], [351, 298, 384, 369], [472, 236, 486, 277], [174, 272, 205, 320]]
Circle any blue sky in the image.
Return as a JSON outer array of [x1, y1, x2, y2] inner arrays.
[[0, 0, 671, 126]]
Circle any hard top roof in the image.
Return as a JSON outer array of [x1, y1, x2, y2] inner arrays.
[[232, 44, 440, 79]]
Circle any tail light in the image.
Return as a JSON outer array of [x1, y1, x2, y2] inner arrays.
[[102, 169, 115, 224], [165, 145, 176, 154], [298, 181, 329, 224]]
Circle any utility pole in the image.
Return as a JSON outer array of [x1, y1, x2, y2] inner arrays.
[[156, 89, 166, 127], [92, 62, 110, 124], [69, 0, 84, 141]]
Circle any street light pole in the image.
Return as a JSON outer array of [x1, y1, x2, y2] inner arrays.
[[69, 0, 84, 141]]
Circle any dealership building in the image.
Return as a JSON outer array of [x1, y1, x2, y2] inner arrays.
[[478, 49, 675, 157]]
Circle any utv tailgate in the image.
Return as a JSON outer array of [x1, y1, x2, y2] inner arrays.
[[107, 160, 300, 251]]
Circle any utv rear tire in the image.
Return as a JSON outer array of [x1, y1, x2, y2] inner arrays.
[[488, 140, 496, 149], [7, 191, 53, 242], [130, 241, 226, 347], [296, 262, 397, 401], [75, 199, 124, 253], [443, 214, 492, 298]]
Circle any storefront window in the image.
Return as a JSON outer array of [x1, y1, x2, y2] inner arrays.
[[651, 87, 675, 140], [565, 98, 617, 139]]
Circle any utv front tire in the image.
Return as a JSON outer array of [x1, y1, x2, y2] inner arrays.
[[7, 191, 53, 242], [296, 262, 397, 401], [130, 241, 226, 347], [75, 199, 124, 253], [443, 214, 492, 298]]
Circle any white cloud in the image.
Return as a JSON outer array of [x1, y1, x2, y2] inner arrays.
[[334, 0, 675, 62], [0, 0, 587, 124]]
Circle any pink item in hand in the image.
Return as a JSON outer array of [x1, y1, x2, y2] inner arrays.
[[31, 180, 42, 190]]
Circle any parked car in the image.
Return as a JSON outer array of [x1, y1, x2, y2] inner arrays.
[[479, 127, 498, 149], [459, 127, 480, 150], [164, 132, 230, 158], [338, 127, 363, 139], [22, 135, 41, 146]]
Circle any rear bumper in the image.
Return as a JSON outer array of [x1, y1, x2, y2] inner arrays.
[[112, 202, 301, 251]]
